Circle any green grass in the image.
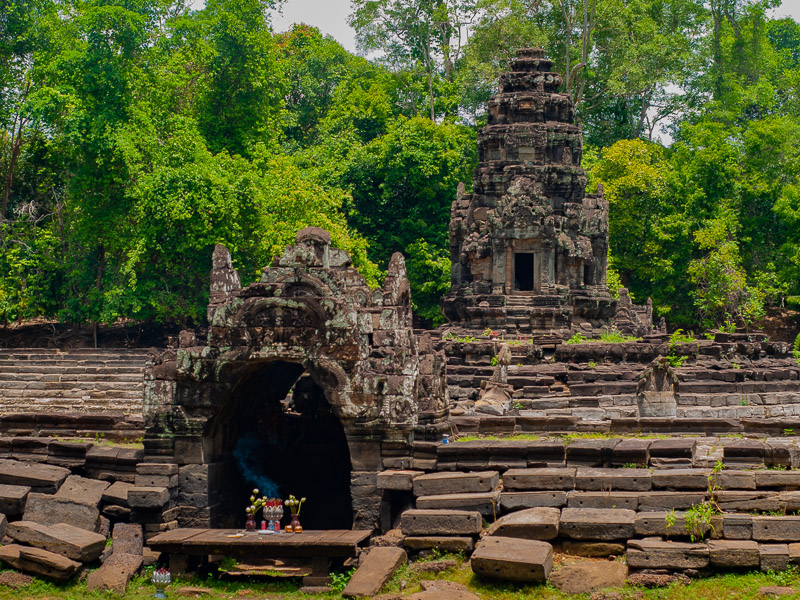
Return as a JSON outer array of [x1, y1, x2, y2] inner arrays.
[[2, 562, 800, 600]]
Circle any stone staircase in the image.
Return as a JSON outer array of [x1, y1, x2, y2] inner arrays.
[[440, 334, 800, 423], [388, 436, 800, 574], [0, 349, 151, 416]]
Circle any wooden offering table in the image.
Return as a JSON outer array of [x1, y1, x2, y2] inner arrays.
[[148, 528, 372, 589]]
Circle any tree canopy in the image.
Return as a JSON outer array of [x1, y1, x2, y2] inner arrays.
[[2, 0, 800, 329]]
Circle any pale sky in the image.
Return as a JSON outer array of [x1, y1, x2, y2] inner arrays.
[[268, 0, 800, 56]]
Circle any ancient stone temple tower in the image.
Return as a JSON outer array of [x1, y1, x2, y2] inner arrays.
[[443, 48, 616, 333]]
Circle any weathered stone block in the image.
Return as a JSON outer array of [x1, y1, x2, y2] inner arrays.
[[127, 486, 170, 509], [55, 475, 110, 505], [486, 507, 559, 540], [708, 540, 760, 568], [377, 470, 421, 491], [0, 459, 69, 493], [723, 514, 753, 540], [499, 491, 566, 511], [0, 544, 80, 581], [627, 539, 709, 570], [652, 469, 711, 490], [574, 468, 651, 491], [7, 521, 106, 562], [502, 468, 575, 491], [559, 508, 635, 540], [719, 470, 756, 490], [403, 536, 474, 553], [752, 516, 800, 542], [102, 481, 133, 507], [637, 492, 706, 511], [760, 544, 790, 572], [112, 522, 143, 556], [413, 471, 498, 496], [400, 509, 482, 536], [416, 491, 499, 516], [23, 492, 100, 532], [755, 471, 800, 490], [566, 491, 639, 510], [86, 552, 142, 593], [0, 483, 30, 516], [562, 541, 626, 557], [470, 536, 553, 582], [342, 547, 406, 598]]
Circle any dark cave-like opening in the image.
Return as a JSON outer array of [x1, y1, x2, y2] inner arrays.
[[211, 360, 353, 530]]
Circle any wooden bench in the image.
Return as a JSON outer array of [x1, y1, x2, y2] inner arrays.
[[148, 528, 372, 589]]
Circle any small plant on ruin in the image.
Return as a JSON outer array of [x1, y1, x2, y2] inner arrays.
[[330, 567, 357, 592], [676, 461, 725, 542], [666, 329, 691, 368], [793, 332, 800, 366], [588, 360, 597, 368], [732, 362, 741, 369], [566, 332, 588, 344], [599, 328, 640, 343], [722, 319, 737, 333], [664, 509, 677, 539], [490, 355, 499, 366], [740, 397, 747, 406], [785, 428, 796, 436]]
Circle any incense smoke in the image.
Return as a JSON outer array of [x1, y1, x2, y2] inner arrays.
[[233, 432, 280, 497]]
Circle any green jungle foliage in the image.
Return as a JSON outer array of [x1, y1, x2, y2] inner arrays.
[[2, 0, 800, 328]]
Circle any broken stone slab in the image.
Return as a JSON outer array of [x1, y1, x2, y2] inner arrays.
[[761, 544, 790, 572], [627, 539, 709, 570], [470, 536, 553, 582], [22, 492, 100, 532], [415, 491, 499, 516], [708, 539, 760, 568], [0, 459, 69, 493], [400, 509, 482, 536], [753, 516, 800, 542], [403, 537, 474, 553], [486, 507, 560, 540], [651, 468, 711, 490], [55, 475, 110, 505], [574, 468, 652, 491], [561, 541, 625, 557], [548, 560, 628, 595], [502, 468, 575, 491], [112, 522, 143, 556], [86, 552, 143, 593], [412, 471, 498, 496], [7, 521, 106, 562], [342, 547, 407, 598], [0, 544, 80, 582], [377, 470, 422, 491], [102, 481, 133, 507], [559, 508, 635, 540], [0, 484, 30, 516], [499, 491, 566, 511], [127, 486, 170, 509]]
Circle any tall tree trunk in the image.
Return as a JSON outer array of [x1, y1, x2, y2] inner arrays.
[[93, 248, 105, 349], [1, 117, 25, 221]]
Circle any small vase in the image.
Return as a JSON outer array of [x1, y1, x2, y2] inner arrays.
[[290, 514, 302, 533], [245, 514, 256, 532]]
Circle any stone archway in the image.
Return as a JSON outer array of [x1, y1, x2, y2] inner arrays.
[[143, 228, 449, 531]]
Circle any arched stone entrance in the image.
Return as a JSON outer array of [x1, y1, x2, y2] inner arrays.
[[143, 228, 449, 531]]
